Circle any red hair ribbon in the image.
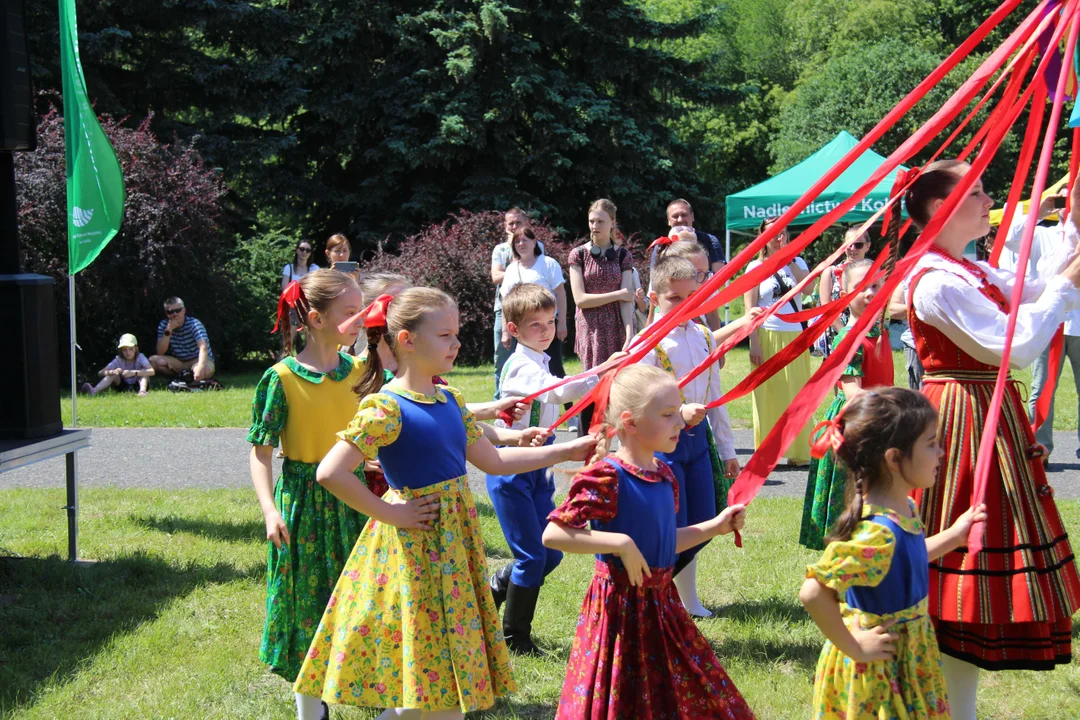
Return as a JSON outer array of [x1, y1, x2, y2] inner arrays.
[[809, 417, 844, 460], [647, 234, 678, 252], [273, 281, 306, 333], [880, 167, 921, 237], [337, 293, 394, 334]]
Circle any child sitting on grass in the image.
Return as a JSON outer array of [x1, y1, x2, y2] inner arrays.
[[81, 333, 154, 396]]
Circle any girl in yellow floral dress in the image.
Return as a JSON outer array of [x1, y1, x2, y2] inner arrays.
[[799, 388, 986, 720], [293, 287, 596, 719]]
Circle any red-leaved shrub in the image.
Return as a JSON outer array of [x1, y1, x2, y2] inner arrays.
[[362, 210, 574, 364]]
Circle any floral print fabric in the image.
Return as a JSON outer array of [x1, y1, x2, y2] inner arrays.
[[555, 560, 754, 720], [292, 477, 516, 712], [805, 511, 950, 720]]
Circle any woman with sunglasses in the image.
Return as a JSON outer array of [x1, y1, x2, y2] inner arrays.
[[815, 227, 870, 358], [744, 218, 816, 467], [281, 241, 320, 356], [568, 198, 636, 434]]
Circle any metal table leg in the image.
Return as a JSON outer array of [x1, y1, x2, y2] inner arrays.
[[64, 450, 78, 561]]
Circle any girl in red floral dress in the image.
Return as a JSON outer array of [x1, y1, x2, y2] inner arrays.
[[542, 364, 755, 720]]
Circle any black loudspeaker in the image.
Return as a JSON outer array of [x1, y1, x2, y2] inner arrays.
[[1, 0, 35, 152], [0, 274, 62, 439]]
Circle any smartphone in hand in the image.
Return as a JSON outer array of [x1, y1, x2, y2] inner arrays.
[[333, 261, 359, 274]]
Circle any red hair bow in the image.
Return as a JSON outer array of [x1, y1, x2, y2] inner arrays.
[[809, 417, 845, 460], [648, 234, 678, 252], [337, 293, 395, 334], [881, 166, 921, 237], [273, 281, 306, 333]]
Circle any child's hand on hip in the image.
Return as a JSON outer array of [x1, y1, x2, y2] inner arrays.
[[384, 494, 441, 530], [850, 619, 899, 662], [615, 536, 652, 587]]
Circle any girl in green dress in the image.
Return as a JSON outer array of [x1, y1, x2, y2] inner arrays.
[[248, 269, 371, 720], [800, 260, 896, 550]]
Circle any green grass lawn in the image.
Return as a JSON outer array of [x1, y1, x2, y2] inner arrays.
[[1, 489, 1077, 719], [60, 348, 1080, 432]]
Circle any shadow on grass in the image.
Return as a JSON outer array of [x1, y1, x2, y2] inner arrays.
[[709, 598, 810, 627], [131, 514, 265, 543], [0, 552, 259, 715]]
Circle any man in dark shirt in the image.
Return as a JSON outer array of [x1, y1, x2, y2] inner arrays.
[[149, 296, 216, 381]]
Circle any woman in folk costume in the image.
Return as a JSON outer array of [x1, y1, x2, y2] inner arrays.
[[900, 160, 1080, 719], [800, 259, 895, 550]]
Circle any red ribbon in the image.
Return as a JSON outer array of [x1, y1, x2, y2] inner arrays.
[[273, 281, 306, 333], [336, 294, 395, 334], [809, 418, 845, 460], [647, 234, 678, 252]]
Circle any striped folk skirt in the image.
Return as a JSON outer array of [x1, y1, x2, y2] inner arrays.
[[915, 370, 1080, 670]]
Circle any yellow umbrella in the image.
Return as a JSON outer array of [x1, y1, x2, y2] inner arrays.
[[988, 175, 1069, 226]]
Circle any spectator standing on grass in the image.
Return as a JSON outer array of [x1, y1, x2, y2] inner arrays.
[[659, 199, 725, 332], [150, 296, 216, 381], [499, 227, 568, 380], [281, 240, 319, 356], [491, 207, 545, 398], [568, 198, 635, 434], [80, 333, 154, 396]]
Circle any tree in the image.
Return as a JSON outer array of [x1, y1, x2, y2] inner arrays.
[[15, 92, 234, 375]]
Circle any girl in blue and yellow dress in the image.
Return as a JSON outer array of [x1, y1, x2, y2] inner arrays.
[[543, 364, 754, 720], [248, 270, 375, 720], [800, 259, 895, 550], [799, 388, 986, 720], [292, 287, 596, 719]]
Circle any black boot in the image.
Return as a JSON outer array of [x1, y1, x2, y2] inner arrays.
[[502, 582, 541, 656], [489, 563, 513, 611]]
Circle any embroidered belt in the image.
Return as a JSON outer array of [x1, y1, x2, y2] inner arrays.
[[923, 369, 1012, 384]]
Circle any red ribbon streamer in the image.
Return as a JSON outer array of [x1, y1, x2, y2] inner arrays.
[[273, 281, 305, 333], [968, 2, 1079, 554], [724, 2, 1055, 546], [336, 294, 395, 334]]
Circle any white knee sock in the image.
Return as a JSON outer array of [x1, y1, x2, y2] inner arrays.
[[673, 556, 712, 618], [941, 654, 980, 720], [294, 693, 325, 720]]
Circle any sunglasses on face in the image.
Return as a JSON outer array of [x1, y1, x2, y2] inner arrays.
[[298, 247, 312, 253], [849, 242, 866, 251], [166, 307, 184, 316]]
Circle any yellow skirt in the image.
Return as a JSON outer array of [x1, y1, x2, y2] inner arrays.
[[293, 476, 516, 712], [812, 599, 950, 719], [751, 328, 815, 462]]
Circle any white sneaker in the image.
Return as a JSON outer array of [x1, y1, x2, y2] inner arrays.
[[566, 422, 579, 433]]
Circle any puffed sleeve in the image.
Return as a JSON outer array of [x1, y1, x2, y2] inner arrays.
[[336, 393, 402, 460], [442, 385, 483, 445], [548, 461, 620, 528], [247, 367, 287, 447], [805, 521, 895, 594]]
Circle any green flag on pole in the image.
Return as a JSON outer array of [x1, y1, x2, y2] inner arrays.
[[59, 0, 124, 273]]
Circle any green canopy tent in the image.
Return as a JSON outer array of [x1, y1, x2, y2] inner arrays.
[[721, 130, 906, 320]]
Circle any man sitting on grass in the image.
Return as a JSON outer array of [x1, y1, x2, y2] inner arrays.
[[150, 296, 216, 382]]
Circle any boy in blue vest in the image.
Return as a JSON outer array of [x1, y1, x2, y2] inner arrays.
[[486, 283, 614, 654]]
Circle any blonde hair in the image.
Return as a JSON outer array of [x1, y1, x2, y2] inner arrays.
[[651, 256, 698, 294], [503, 283, 556, 326], [841, 258, 874, 293], [352, 287, 457, 397], [360, 272, 410, 305], [586, 365, 678, 464], [588, 198, 618, 244], [660, 239, 707, 264], [285, 269, 361, 355]]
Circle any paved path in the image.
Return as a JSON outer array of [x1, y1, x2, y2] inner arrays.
[[5, 427, 1080, 500]]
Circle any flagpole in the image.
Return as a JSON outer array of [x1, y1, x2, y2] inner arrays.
[[69, 273, 77, 428]]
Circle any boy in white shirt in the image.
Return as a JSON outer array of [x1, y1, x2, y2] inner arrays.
[[486, 283, 603, 655], [639, 256, 752, 617]]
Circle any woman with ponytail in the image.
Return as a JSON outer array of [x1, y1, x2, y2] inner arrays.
[[293, 287, 597, 719], [800, 388, 986, 720], [543, 364, 753, 720], [247, 269, 373, 720], [899, 160, 1080, 718]]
